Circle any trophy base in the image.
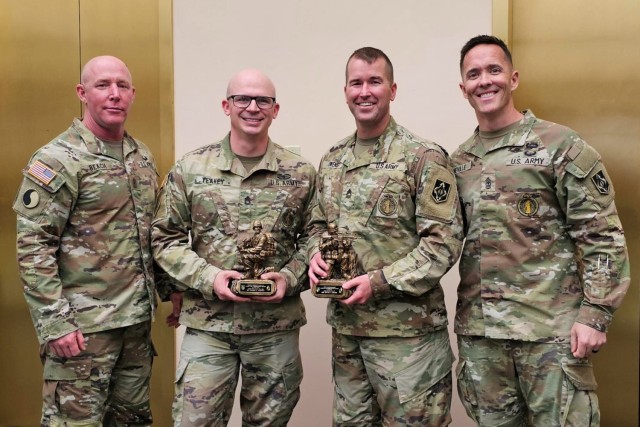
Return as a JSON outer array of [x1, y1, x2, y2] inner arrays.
[[313, 280, 353, 299], [230, 279, 276, 296]]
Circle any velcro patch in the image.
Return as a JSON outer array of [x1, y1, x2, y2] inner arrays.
[[591, 170, 610, 195], [28, 160, 57, 185], [431, 179, 451, 204], [418, 164, 457, 223]]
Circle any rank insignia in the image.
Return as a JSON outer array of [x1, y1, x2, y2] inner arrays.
[[591, 170, 610, 195], [517, 193, 540, 217], [28, 160, 56, 185], [431, 179, 451, 204], [378, 193, 398, 216], [22, 189, 40, 209]]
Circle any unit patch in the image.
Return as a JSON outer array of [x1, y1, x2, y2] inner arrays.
[[280, 208, 296, 228], [591, 170, 610, 195], [517, 193, 540, 217], [431, 179, 451, 204], [28, 160, 56, 185], [22, 189, 40, 208], [377, 193, 398, 216]]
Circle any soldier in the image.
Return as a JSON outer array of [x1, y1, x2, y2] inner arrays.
[[14, 56, 158, 426], [238, 220, 275, 278], [452, 35, 631, 426], [152, 69, 316, 426], [307, 47, 464, 426], [319, 223, 341, 279]]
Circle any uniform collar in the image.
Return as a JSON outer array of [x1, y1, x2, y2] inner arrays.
[[72, 118, 138, 158], [216, 132, 280, 177], [343, 116, 399, 170], [462, 110, 537, 158]]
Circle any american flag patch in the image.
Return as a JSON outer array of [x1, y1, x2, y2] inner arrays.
[[28, 160, 56, 185]]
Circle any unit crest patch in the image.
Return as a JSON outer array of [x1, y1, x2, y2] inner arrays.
[[517, 193, 540, 217], [591, 170, 610, 195], [431, 179, 451, 204]]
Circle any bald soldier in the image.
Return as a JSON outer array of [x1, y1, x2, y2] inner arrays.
[[152, 69, 316, 426], [14, 56, 159, 426]]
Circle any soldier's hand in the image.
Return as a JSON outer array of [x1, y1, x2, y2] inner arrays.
[[252, 272, 287, 303], [213, 270, 251, 302], [166, 292, 183, 328], [48, 330, 86, 358], [571, 322, 607, 358], [309, 252, 328, 286], [341, 274, 373, 305]]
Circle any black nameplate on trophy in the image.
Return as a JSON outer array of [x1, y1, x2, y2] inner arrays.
[[230, 279, 276, 296], [313, 280, 353, 299]]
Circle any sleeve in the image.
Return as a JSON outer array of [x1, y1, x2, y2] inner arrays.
[[370, 150, 465, 299], [280, 166, 317, 296], [558, 138, 630, 332], [305, 161, 328, 260], [13, 156, 78, 344], [151, 164, 221, 300]]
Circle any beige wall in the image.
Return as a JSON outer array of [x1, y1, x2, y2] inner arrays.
[[173, 1, 491, 426]]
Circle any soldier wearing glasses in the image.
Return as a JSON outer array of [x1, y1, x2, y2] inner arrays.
[[152, 70, 316, 426]]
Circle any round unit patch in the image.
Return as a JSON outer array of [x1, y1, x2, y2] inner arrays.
[[378, 193, 398, 216], [22, 189, 40, 209], [517, 194, 539, 217]]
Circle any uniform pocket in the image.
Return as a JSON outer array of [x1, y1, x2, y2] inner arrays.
[[43, 356, 91, 381], [281, 355, 303, 394], [560, 362, 599, 426], [395, 347, 452, 404], [455, 360, 479, 423]]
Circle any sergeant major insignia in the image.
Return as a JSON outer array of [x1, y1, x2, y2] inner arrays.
[[517, 193, 540, 217], [431, 179, 451, 204], [591, 170, 610, 195]]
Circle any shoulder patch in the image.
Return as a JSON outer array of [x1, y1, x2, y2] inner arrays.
[[417, 164, 457, 223], [13, 179, 56, 220], [27, 160, 57, 185], [567, 142, 600, 178]]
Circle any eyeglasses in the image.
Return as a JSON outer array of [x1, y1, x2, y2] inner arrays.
[[227, 95, 276, 109]]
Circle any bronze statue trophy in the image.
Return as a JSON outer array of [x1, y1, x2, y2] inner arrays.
[[231, 220, 277, 296], [312, 223, 358, 299]]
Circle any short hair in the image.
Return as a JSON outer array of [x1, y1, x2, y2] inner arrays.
[[346, 47, 394, 83], [459, 35, 513, 70]]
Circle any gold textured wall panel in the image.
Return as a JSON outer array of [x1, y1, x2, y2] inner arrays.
[[509, 1, 639, 426], [0, 1, 174, 425]]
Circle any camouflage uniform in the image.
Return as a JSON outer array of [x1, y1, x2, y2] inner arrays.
[[452, 110, 630, 426], [308, 118, 464, 426], [151, 134, 315, 426], [14, 119, 158, 426]]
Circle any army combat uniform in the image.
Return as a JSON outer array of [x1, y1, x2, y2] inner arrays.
[[14, 119, 159, 426], [452, 110, 630, 426], [308, 118, 464, 426], [151, 135, 315, 426]]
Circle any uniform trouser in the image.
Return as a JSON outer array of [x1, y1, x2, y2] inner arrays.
[[456, 336, 600, 427], [173, 328, 303, 427], [41, 321, 155, 427], [332, 329, 454, 427]]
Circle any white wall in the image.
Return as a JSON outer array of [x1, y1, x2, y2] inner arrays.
[[173, 1, 491, 425]]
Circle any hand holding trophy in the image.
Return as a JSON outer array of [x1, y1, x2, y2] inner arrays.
[[230, 220, 277, 296], [312, 223, 358, 299]]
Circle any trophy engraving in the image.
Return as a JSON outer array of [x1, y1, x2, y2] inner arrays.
[[231, 220, 277, 296], [313, 223, 358, 299]]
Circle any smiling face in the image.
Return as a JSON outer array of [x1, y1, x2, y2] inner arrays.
[[344, 57, 397, 138], [459, 44, 521, 131], [76, 56, 135, 141], [222, 69, 279, 143]]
